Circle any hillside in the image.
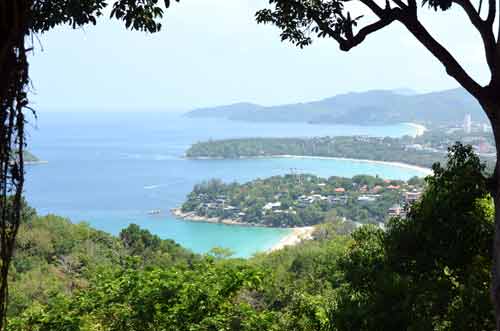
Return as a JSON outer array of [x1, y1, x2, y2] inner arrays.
[[186, 88, 485, 125]]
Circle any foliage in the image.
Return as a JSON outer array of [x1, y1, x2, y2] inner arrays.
[[254, 0, 500, 321], [119, 223, 196, 267], [9, 258, 269, 331], [8, 214, 195, 318], [1, 0, 181, 327], [31, 0, 178, 34], [334, 143, 495, 330]]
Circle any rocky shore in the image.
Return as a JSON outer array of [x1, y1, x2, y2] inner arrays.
[[171, 208, 253, 226]]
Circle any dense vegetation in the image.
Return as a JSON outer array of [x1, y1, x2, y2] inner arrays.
[[9, 211, 196, 319], [187, 136, 443, 168], [5, 144, 494, 330], [180, 174, 424, 226], [186, 129, 496, 169]]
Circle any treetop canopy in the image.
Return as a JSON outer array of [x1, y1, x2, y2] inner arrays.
[[30, 0, 178, 33]]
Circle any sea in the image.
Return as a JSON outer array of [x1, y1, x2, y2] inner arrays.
[[25, 111, 428, 257]]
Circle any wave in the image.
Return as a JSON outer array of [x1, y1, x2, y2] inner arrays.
[[144, 185, 161, 190], [152, 154, 178, 161], [120, 153, 180, 161]]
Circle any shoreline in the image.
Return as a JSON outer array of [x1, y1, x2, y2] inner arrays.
[[25, 160, 48, 165], [267, 226, 315, 252], [171, 208, 315, 252], [171, 208, 269, 227], [187, 155, 433, 176], [275, 155, 433, 175]]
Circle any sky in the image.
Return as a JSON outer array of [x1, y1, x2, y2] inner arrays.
[[28, 0, 491, 112]]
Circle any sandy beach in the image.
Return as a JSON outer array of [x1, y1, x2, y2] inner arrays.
[[188, 154, 433, 175], [275, 155, 433, 175], [268, 226, 315, 252]]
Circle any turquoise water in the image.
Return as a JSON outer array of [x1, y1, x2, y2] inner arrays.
[[25, 112, 427, 257]]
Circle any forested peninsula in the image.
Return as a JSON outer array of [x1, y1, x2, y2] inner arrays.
[[186, 130, 497, 169], [186, 136, 443, 168], [175, 174, 425, 227]]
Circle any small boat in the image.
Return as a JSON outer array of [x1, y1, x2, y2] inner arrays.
[[148, 209, 162, 215]]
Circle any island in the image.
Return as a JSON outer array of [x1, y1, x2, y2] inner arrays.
[[23, 151, 42, 164], [9, 150, 45, 165], [173, 174, 425, 227]]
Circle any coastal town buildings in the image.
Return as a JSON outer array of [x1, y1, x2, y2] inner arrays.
[[463, 113, 472, 134], [179, 174, 426, 227]]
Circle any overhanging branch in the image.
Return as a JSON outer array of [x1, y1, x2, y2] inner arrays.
[[307, 3, 402, 52], [338, 14, 399, 51], [453, 0, 496, 74], [401, 16, 483, 100], [310, 0, 484, 102]]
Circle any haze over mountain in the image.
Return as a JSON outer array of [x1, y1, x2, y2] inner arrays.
[[186, 88, 485, 125]]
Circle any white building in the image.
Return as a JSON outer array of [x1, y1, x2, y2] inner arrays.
[[464, 113, 472, 134], [263, 202, 282, 211]]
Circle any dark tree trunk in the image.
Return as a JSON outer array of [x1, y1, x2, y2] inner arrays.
[[0, 2, 30, 329], [493, 152, 500, 330], [487, 98, 500, 330]]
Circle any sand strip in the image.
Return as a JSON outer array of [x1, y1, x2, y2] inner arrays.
[[268, 226, 315, 252], [274, 155, 433, 175]]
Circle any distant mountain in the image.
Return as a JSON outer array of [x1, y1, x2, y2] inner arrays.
[[391, 88, 419, 96], [185, 88, 486, 125]]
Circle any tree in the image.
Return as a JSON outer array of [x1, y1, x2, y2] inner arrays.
[[335, 144, 494, 329], [0, 0, 177, 328], [256, 0, 500, 326], [9, 259, 265, 331]]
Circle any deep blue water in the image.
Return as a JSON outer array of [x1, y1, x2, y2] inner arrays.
[[24, 112, 427, 257]]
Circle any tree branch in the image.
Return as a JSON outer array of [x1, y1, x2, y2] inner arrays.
[[308, 2, 402, 52], [401, 16, 484, 101], [453, 0, 496, 74], [360, 0, 386, 16], [487, 0, 496, 25], [340, 15, 399, 51]]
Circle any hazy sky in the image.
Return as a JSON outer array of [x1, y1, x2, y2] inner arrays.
[[29, 0, 490, 111]]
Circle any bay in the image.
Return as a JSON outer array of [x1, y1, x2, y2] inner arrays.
[[24, 111, 427, 257]]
